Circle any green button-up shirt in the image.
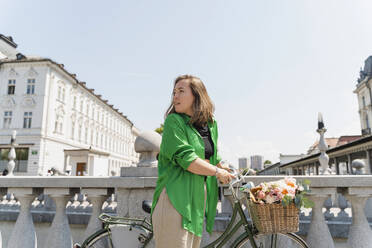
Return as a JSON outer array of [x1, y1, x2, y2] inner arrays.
[[151, 113, 221, 237]]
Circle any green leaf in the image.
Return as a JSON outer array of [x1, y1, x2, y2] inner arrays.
[[282, 195, 292, 207], [302, 197, 315, 208]]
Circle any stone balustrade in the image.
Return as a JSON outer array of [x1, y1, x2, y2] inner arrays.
[[0, 175, 371, 247]]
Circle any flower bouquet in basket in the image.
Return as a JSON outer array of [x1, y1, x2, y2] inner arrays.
[[241, 177, 313, 234]]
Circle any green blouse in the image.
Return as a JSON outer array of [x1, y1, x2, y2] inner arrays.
[[151, 113, 221, 237]]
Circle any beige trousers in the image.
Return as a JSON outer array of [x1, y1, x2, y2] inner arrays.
[[152, 188, 202, 248]]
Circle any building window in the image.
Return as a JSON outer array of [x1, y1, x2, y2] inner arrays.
[[86, 104, 89, 116], [8, 79, 15, 95], [96, 131, 99, 146], [85, 127, 88, 144], [101, 134, 104, 148], [0, 148, 29, 172], [26, 79, 35, 95], [54, 121, 58, 133], [363, 96, 366, 108], [73, 96, 77, 109], [80, 100, 84, 112], [366, 114, 370, 129], [62, 88, 65, 102], [78, 124, 82, 142], [71, 122, 75, 140], [58, 86, 61, 100], [90, 130, 94, 145], [54, 115, 63, 134], [23, 112, 32, 129], [3, 111, 12, 129]]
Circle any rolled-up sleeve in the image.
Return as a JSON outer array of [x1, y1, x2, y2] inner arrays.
[[161, 114, 198, 170]]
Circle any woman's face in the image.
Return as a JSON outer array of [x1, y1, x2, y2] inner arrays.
[[173, 79, 195, 116]]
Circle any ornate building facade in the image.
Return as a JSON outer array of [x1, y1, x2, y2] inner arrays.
[[355, 56, 372, 136], [0, 34, 139, 176]]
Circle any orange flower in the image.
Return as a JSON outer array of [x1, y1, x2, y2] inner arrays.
[[286, 182, 295, 187], [282, 189, 288, 194]]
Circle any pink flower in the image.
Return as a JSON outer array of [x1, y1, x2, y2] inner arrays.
[[257, 191, 266, 199], [273, 188, 281, 194]]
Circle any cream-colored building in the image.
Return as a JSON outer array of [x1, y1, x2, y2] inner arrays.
[[0, 34, 139, 176]]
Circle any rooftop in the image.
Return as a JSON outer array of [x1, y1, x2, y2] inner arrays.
[[0, 34, 17, 48], [0, 56, 134, 126]]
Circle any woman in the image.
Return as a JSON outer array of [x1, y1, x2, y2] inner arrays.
[[151, 75, 235, 248]]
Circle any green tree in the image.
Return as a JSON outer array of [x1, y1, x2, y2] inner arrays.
[[155, 124, 164, 135], [264, 160, 272, 165]]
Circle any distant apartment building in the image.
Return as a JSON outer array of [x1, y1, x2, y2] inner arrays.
[[238, 157, 249, 170], [250, 155, 263, 171], [0, 34, 139, 176]]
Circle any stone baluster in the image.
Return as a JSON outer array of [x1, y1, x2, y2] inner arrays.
[[345, 187, 372, 248], [7, 130, 17, 176], [337, 194, 351, 221], [82, 188, 108, 239], [44, 188, 73, 248], [306, 188, 336, 248], [221, 187, 233, 215], [7, 188, 37, 248], [116, 188, 130, 217], [323, 197, 335, 220]]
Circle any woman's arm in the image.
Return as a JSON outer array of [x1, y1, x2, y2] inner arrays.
[[187, 158, 235, 184]]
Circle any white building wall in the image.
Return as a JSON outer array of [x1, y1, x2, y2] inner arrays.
[[0, 59, 139, 175], [94, 156, 108, 176], [40, 138, 79, 174]]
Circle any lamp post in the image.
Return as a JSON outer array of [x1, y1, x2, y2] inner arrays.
[[317, 113, 331, 175]]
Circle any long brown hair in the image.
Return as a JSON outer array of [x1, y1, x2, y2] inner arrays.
[[165, 75, 215, 125]]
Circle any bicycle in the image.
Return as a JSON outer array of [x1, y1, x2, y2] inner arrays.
[[76, 174, 309, 248]]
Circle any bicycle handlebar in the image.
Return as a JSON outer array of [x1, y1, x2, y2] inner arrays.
[[225, 168, 255, 201], [98, 213, 113, 222]]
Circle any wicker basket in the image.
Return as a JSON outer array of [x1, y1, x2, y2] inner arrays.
[[248, 201, 299, 234]]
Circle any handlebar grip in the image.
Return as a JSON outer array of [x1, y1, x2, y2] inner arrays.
[[98, 213, 112, 222]]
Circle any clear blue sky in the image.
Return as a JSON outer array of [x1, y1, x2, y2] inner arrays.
[[2, 0, 371, 165]]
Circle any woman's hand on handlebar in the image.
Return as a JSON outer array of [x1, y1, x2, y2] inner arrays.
[[217, 162, 233, 173], [216, 168, 236, 184]]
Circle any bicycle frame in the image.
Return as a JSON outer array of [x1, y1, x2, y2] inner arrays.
[[81, 176, 261, 248], [80, 175, 308, 248], [89, 198, 258, 248], [203, 198, 258, 248], [82, 214, 154, 248]]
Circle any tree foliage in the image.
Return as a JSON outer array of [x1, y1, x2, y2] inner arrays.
[[155, 124, 164, 135]]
